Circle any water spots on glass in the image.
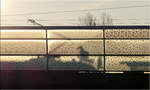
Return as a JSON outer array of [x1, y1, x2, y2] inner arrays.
[[0, 29, 150, 71], [0, 56, 104, 70], [0, 56, 47, 70], [106, 56, 150, 71], [0, 40, 46, 54], [48, 40, 104, 54], [48, 56, 104, 70], [0, 30, 45, 39], [48, 30, 103, 38], [105, 29, 150, 38], [106, 40, 150, 54]]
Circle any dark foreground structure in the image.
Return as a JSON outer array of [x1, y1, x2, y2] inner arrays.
[[0, 70, 149, 89]]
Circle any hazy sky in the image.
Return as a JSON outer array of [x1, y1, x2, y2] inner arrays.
[[1, 0, 150, 26]]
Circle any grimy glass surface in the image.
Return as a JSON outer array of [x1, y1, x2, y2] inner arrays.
[[0, 56, 47, 70], [0, 30, 45, 39], [0, 56, 104, 70], [0, 40, 46, 54], [106, 56, 150, 71], [48, 40, 104, 54], [1, 29, 149, 71], [106, 40, 150, 55], [48, 30, 103, 38], [105, 29, 150, 38], [48, 56, 104, 70]]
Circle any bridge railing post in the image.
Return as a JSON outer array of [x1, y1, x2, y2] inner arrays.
[[45, 29, 49, 71], [103, 28, 106, 72]]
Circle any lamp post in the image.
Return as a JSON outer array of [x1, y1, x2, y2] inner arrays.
[[28, 19, 49, 71]]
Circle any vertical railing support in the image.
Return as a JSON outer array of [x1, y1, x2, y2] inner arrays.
[[45, 29, 49, 71], [103, 28, 106, 73]]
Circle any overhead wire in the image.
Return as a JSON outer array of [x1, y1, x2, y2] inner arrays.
[[1, 5, 149, 16]]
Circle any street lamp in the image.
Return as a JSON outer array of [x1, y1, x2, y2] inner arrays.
[[28, 19, 43, 26], [28, 19, 49, 71]]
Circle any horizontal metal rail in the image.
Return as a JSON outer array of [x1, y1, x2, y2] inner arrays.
[[0, 54, 150, 56], [0, 38, 150, 40], [1, 26, 150, 30]]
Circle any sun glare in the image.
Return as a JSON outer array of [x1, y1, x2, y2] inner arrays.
[[1, 0, 6, 12]]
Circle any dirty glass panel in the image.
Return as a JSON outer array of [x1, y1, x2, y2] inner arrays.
[[48, 40, 104, 54], [0, 56, 47, 70], [106, 56, 150, 71], [48, 30, 103, 38], [0, 30, 45, 39], [48, 56, 104, 70], [0, 40, 46, 54], [106, 40, 150, 55], [105, 29, 150, 38]]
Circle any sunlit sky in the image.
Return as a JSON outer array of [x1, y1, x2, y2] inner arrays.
[[1, 0, 150, 26]]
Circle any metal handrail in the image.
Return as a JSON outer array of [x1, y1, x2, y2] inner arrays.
[[1, 26, 149, 30]]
